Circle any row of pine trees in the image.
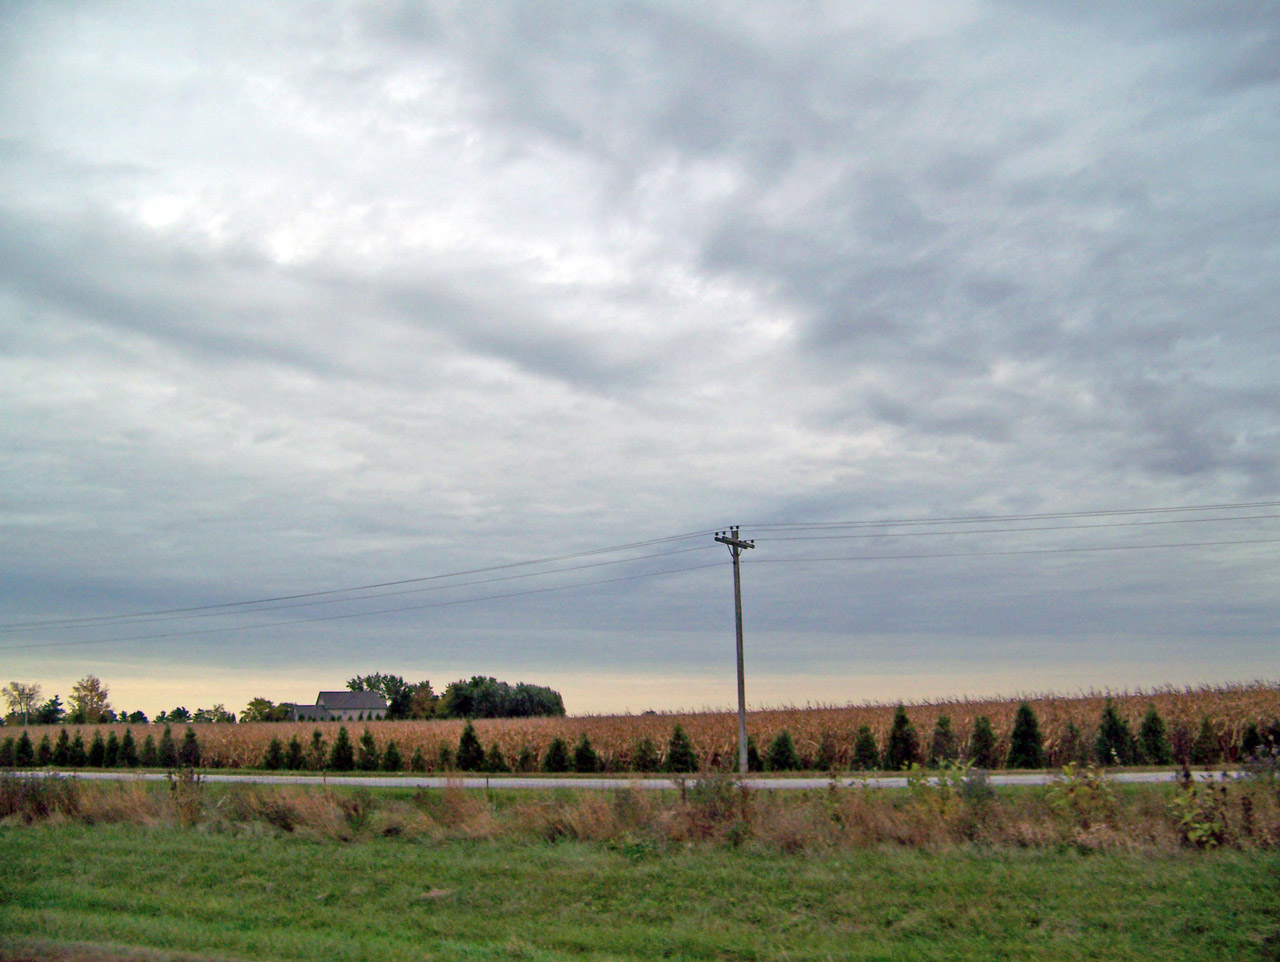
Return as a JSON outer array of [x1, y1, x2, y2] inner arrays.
[[3, 700, 1276, 772]]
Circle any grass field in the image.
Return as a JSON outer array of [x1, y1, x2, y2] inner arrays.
[[3, 823, 1279, 961], [2, 773, 1280, 960]]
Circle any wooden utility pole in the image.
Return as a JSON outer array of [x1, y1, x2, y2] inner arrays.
[[715, 526, 755, 775]]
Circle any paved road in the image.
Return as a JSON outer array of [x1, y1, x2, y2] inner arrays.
[[36, 769, 1239, 790]]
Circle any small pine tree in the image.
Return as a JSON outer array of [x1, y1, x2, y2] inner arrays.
[[103, 731, 120, 768], [382, 739, 403, 772], [88, 731, 106, 767], [515, 745, 538, 773], [14, 731, 35, 767], [457, 722, 485, 772], [262, 738, 285, 770], [308, 730, 327, 771], [631, 737, 660, 773], [357, 729, 380, 771], [178, 727, 201, 768], [1190, 717, 1221, 765], [53, 729, 71, 766], [328, 726, 355, 771], [436, 745, 455, 771], [541, 736, 570, 773], [1138, 705, 1173, 765], [765, 729, 800, 772], [852, 725, 879, 770], [120, 729, 138, 767], [928, 715, 958, 767], [882, 705, 920, 771], [483, 742, 509, 773], [746, 735, 763, 773], [1054, 720, 1089, 767], [285, 735, 305, 770], [664, 724, 699, 773], [0, 738, 12, 767], [70, 731, 88, 767], [140, 734, 158, 768], [409, 746, 428, 773], [968, 716, 998, 769], [157, 725, 178, 768], [814, 731, 838, 771], [1007, 702, 1045, 769], [1240, 722, 1262, 760], [572, 734, 601, 774], [1094, 699, 1134, 766], [37, 734, 52, 766]]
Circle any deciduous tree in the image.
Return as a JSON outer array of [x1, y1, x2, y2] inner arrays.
[[70, 676, 111, 724]]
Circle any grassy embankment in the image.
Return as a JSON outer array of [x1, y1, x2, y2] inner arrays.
[[2, 772, 1280, 960]]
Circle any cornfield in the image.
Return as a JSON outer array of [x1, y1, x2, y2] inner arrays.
[[9, 680, 1279, 771]]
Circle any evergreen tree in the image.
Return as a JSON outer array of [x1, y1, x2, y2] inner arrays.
[[928, 715, 958, 767], [103, 731, 120, 768], [357, 729, 380, 771], [814, 731, 838, 771], [436, 745, 455, 771], [0, 738, 12, 767], [1240, 722, 1262, 760], [157, 725, 178, 768], [515, 745, 538, 773], [120, 729, 139, 768], [631, 737, 660, 773], [262, 738, 285, 770], [87, 731, 106, 767], [382, 739, 404, 772], [572, 734, 601, 773], [285, 735, 305, 770], [1094, 699, 1134, 766], [882, 705, 920, 771], [140, 734, 158, 768], [968, 716, 999, 769], [541, 736, 570, 773], [456, 721, 485, 772], [69, 731, 87, 767], [765, 729, 800, 771], [53, 729, 71, 766], [178, 727, 201, 768], [14, 731, 34, 767], [409, 746, 428, 773], [664, 724, 699, 773], [482, 742, 509, 774], [1055, 720, 1089, 766], [328, 726, 355, 771], [1138, 705, 1173, 765], [1006, 702, 1046, 769], [746, 735, 763, 773], [37, 734, 52, 766], [852, 725, 879, 770], [1190, 717, 1221, 765], [307, 730, 327, 770]]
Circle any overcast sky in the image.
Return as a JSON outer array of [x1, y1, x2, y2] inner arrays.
[[2, 1, 1277, 719]]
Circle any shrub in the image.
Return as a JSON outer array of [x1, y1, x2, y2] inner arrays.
[[852, 725, 879, 770], [968, 716, 998, 769], [541, 737, 570, 773], [573, 735, 601, 774], [1240, 722, 1262, 760], [382, 739, 403, 772], [664, 725, 699, 773], [814, 731, 838, 771], [357, 729, 381, 771], [746, 735, 762, 773], [765, 729, 800, 772], [262, 738, 285, 771], [1006, 702, 1045, 769], [1054, 720, 1090, 767], [928, 715, 958, 767], [1095, 698, 1134, 766], [178, 727, 201, 768], [1138, 705, 1173, 765], [456, 722, 485, 772], [328, 727, 355, 772], [882, 705, 920, 771], [631, 738, 660, 773]]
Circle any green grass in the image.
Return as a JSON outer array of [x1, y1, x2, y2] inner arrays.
[[3, 823, 1279, 962]]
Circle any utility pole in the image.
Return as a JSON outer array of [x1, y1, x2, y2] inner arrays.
[[715, 526, 755, 775]]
